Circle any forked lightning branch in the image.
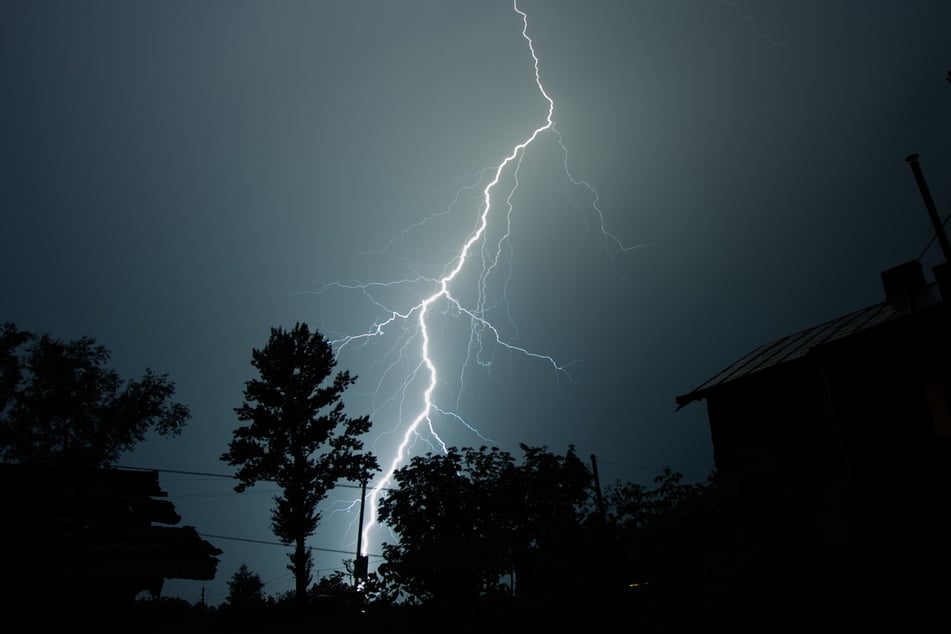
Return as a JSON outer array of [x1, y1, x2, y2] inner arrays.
[[312, 0, 640, 557]]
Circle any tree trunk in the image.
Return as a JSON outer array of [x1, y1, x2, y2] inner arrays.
[[295, 537, 307, 608]]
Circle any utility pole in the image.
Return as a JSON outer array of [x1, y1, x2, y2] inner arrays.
[[354, 478, 369, 583], [590, 454, 606, 526]]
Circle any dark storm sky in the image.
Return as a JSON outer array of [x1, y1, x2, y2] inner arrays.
[[2, 0, 949, 603]]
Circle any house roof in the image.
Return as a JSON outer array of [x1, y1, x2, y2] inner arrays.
[[0, 463, 223, 593], [674, 279, 943, 410]]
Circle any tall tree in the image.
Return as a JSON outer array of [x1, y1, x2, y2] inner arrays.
[[0, 322, 190, 468], [377, 446, 519, 608], [507, 444, 596, 605], [376, 444, 596, 609], [221, 322, 379, 607]]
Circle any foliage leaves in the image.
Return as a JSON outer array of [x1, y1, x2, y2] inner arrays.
[[376, 443, 597, 607], [373, 443, 719, 613], [226, 563, 267, 607], [220, 322, 379, 602], [0, 322, 189, 468]]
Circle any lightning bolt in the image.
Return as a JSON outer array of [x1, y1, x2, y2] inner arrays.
[[715, 0, 795, 52], [307, 0, 642, 558]]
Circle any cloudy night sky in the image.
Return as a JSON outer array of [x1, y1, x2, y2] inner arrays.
[[2, 0, 949, 604]]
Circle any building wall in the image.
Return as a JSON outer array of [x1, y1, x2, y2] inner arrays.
[[702, 303, 951, 630]]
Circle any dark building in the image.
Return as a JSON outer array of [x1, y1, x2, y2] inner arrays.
[[0, 463, 222, 619], [675, 255, 950, 631]]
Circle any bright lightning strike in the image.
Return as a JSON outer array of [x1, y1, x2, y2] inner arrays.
[[310, 1, 641, 557]]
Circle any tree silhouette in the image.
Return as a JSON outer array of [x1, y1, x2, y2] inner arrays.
[[226, 563, 267, 608], [221, 322, 379, 607], [377, 446, 518, 608], [602, 468, 723, 630], [377, 444, 596, 611], [0, 323, 218, 617], [507, 444, 596, 606], [0, 322, 189, 468], [375, 443, 724, 628]]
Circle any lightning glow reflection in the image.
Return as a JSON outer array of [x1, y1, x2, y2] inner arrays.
[[315, 0, 641, 558]]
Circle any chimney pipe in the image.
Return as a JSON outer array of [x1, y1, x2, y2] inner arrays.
[[905, 153, 951, 264]]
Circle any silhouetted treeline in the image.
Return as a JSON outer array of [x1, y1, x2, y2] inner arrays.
[[126, 447, 723, 633], [1, 321, 728, 632]]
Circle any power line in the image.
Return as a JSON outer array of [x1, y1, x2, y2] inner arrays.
[[115, 464, 394, 491], [197, 532, 382, 558], [117, 465, 236, 479], [113, 465, 388, 559]]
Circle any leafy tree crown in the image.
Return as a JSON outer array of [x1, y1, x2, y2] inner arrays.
[[0, 322, 189, 468]]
